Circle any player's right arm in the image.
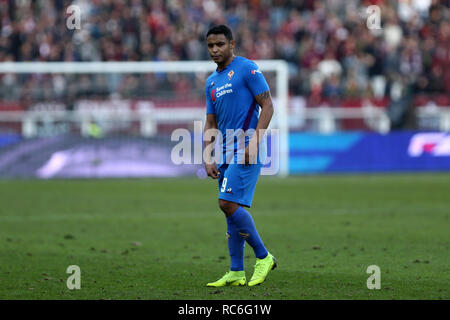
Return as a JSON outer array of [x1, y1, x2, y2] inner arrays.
[[204, 113, 219, 179], [204, 79, 220, 179]]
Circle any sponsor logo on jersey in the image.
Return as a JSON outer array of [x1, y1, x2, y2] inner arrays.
[[251, 69, 262, 75], [215, 83, 233, 98]]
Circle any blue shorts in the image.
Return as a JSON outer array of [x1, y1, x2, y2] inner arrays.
[[217, 163, 262, 208]]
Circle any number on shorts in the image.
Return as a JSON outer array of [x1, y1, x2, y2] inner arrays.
[[220, 178, 228, 193]]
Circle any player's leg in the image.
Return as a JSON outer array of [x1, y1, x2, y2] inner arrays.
[[218, 164, 246, 272], [224, 163, 277, 286], [217, 164, 277, 286], [217, 163, 267, 256], [223, 202, 268, 259], [206, 164, 246, 287], [226, 209, 246, 272], [216, 198, 277, 287]]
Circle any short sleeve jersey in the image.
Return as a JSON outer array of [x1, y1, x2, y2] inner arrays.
[[205, 56, 270, 163]]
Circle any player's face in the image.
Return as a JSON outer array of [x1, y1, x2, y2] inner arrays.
[[207, 34, 235, 65]]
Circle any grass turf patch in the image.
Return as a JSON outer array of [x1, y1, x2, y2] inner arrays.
[[0, 173, 448, 299]]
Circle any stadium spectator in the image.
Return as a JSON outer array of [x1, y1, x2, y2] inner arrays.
[[0, 0, 448, 105]]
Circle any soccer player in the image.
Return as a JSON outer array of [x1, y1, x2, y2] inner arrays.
[[203, 25, 277, 287]]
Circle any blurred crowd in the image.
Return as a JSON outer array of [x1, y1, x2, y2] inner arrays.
[[0, 0, 448, 105]]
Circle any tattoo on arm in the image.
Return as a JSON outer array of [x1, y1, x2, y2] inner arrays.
[[255, 90, 271, 104], [255, 91, 272, 108]]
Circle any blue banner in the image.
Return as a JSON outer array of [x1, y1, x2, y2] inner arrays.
[[0, 134, 21, 148], [289, 132, 450, 174]]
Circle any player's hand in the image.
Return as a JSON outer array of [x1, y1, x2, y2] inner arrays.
[[205, 163, 219, 179]]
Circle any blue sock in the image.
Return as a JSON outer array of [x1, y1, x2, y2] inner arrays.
[[226, 216, 245, 271], [228, 206, 268, 259]]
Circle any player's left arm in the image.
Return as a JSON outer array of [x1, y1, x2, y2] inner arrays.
[[252, 90, 274, 145], [243, 62, 274, 164], [246, 90, 274, 164]]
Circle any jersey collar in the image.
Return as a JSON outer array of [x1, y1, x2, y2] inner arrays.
[[216, 56, 237, 73]]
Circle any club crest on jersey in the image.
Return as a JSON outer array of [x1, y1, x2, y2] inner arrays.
[[211, 89, 216, 102], [228, 70, 234, 80]]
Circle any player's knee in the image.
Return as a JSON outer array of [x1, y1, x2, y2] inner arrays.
[[218, 199, 238, 216], [218, 199, 230, 214]]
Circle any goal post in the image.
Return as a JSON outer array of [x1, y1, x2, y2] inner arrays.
[[0, 60, 290, 177]]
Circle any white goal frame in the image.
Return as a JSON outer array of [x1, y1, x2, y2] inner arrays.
[[0, 60, 290, 177]]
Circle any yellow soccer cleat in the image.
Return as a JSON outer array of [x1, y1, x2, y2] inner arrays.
[[206, 271, 246, 287], [248, 252, 277, 287]]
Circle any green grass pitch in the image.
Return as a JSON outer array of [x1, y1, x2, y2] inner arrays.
[[0, 173, 448, 300]]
